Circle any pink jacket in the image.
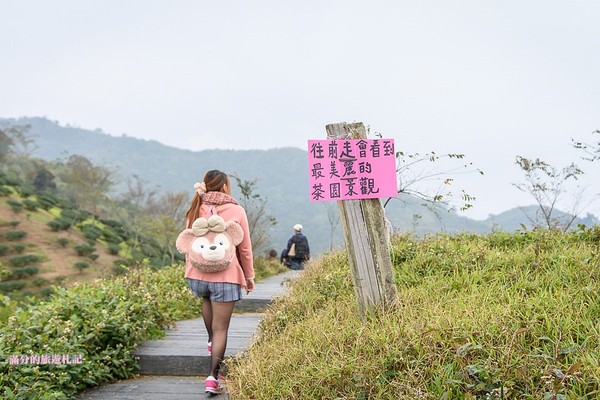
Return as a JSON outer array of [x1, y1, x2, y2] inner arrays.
[[184, 202, 254, 287]]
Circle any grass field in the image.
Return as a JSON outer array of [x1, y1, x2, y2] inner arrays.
[[226, 229, 599, 399]]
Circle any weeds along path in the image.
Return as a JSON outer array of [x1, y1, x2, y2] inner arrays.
[[76, 269, 302, 399]]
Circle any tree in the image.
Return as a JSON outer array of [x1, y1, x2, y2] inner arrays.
[[32, 165, 57, 192], [513, 156, 586, 231], [116, 175, 159, 256], [10, 126, 37, 157], [57, 155, 116, 217], [0, 125, 33, 164], [145, 191, 188, 266], [0, 128, 14, 163], [362, 128, 483, 215], [232, 176, 277, 256]]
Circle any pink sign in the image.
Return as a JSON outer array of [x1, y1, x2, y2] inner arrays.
[[308, 139, 398, 201]]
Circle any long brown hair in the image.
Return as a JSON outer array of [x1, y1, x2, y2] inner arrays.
[[184, 170, 231, 227]]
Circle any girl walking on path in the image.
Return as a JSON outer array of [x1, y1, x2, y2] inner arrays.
[[183, 170, 255, 395]]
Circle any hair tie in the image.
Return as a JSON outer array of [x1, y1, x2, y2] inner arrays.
[[194, 182, 206, 196]]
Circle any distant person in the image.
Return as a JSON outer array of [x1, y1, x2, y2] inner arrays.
[[285, 224, 310, 270], [182, 170, 255, 395]]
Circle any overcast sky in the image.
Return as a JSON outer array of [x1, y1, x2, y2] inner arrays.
[[1, 0, 599, 220]]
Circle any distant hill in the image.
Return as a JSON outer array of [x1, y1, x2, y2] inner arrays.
[[482, 205, 599, 232], [1, 117, 597, 254]]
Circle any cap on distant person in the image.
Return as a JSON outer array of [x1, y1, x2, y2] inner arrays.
[[293, 224, 302, 232]]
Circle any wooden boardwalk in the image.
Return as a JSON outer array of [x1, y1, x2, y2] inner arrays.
[[77, 270, 301, 399]]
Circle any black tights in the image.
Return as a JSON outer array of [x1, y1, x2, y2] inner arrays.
[[202, 298, 236, 378]]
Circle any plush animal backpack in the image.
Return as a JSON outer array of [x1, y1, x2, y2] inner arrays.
[[176, 213, 244, 273]]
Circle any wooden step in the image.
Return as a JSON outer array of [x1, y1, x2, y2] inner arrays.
[[133, 270, 301, 376], [79, 270, 302, 398], [77, 376, 206, 400], [133, 315, 261, 376]]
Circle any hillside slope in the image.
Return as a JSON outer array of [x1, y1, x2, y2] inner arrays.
[[226, 230, 600, 398], [0, 195, 119, 296]]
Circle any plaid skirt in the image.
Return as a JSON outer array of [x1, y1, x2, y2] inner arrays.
[[186, 278, 242, 302]]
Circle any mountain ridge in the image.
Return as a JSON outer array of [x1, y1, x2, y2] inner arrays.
[[2, 116, 597, 254]]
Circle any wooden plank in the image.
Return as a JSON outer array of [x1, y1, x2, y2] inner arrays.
[[133, 314, 261, 375], [77, 375, 224, 399]]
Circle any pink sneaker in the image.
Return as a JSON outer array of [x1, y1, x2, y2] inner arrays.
[[207, 341, 212, 355], [205, 375, 222, 394]]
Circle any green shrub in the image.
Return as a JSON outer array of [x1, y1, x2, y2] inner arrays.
[[4, 231, 27, 241], [32, 277, 49, 287], [73, 262, 90, 273], [1, 267, 12, 280], [12, 244, 26, 254], [102, 227, 123, 244], [147, 255, 168, 269], [8, 220, 20, 227], [0, 266, 201, 398], [9, 266, 39, 278], [1, 173, 21, 187], [61, 208, 90, 223], [99, 219, 128, 238], [107, 243, 121, 255], [47, 218, 74, 231], [112, 261, 128, 276], [0, 186, 11, 196], [40, 287, 55, 297], [8, 254, 42, 267], [79, 224, 103, 243], [6, 199, 23, 213], [18, 185, 35, 198], [46, 209, 89, 232], [0, 280, 27, 293], [74, 245, 95, 257], [57, 238, 69, 247], [37, 193, 59, 210], [47, 220, 62, 232], [0, 245, 10, 256], [22, 199, 39, 211], [0, 295, 17, 325]]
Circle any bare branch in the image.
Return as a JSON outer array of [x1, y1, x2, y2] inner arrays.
[[513, 155, 588, 231], [385, 150, 483, 212], [572, 130, 600, 162]]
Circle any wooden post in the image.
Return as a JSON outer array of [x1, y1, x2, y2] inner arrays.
[[325, 122, 398, 319]]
